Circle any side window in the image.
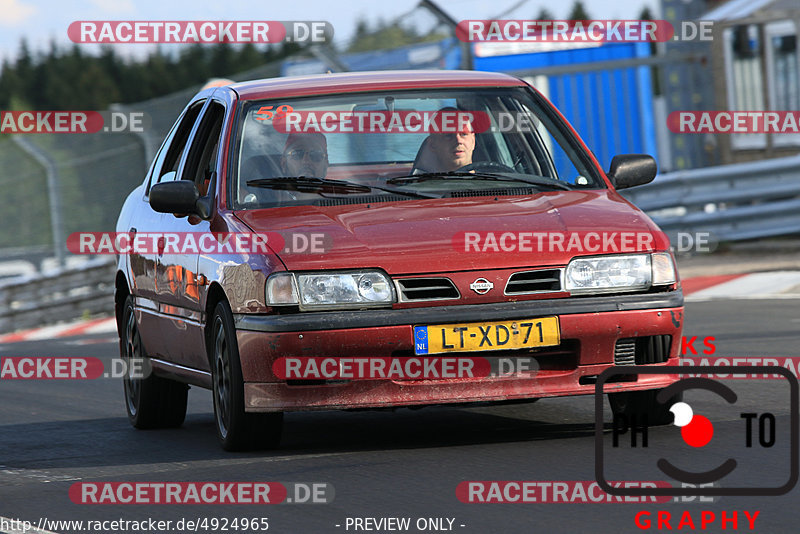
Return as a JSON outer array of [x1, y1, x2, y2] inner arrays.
[[518, 100, 592, 186], [180, 102, 225, 196], [147, 100, 206, 194]]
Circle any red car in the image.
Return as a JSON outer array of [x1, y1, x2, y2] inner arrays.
[[114, 70, 683, 450]]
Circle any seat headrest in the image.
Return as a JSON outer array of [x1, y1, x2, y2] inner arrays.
[[413, 136, 439, 173]]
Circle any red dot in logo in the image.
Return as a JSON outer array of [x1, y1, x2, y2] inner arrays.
[[681, 414, 714, 447]]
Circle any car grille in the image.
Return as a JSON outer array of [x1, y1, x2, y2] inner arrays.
[[395, 277, 460, 301], [505, 269, 562, 294], [614, 335, 672, 365], [614, 339, 637, 365]]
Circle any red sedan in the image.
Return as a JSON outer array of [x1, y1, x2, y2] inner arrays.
[[114, 70, 683, 450]]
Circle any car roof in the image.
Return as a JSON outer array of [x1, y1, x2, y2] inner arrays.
[[228, 70, 527, 100]]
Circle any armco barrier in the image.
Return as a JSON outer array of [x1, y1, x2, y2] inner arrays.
[[0, 258, 115, 334], [622, 154, 800, 242]]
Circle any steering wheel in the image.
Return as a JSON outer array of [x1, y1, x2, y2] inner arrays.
[[456, 161, 516, 173]]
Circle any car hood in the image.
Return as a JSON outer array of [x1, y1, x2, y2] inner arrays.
[[234, 190, 667, 274]]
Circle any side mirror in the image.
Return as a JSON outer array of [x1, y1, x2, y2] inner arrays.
[[607, 154, 657, 190], [150, 180, 201, 216]]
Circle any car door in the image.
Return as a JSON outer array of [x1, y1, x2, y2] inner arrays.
[[132, 98, 207, 360], [154, 99, 228, 370]]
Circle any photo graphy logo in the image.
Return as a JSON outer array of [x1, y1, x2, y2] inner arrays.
[[594, 366, 798, 497]]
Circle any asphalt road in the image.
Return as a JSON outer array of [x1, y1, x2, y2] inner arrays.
[[1, 299, 799, 534]]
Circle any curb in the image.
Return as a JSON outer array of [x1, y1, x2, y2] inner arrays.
[[0, 317, 116, 344]]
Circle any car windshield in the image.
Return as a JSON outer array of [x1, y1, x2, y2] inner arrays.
[[232, 86, 604, 209]]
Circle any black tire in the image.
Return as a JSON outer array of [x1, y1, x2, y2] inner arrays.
[[608, 388, 682, 426], [120, 295, 188, 429], [210, 300, 283, 451]]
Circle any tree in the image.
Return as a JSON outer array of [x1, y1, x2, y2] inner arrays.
[[0, 39, 308, 110], [352, 18, 371, 43], [568, 1, 590, 20], [0, 59, 22, 109], [347, 16, 447, 53], [236, 43, 262, 71], [534, 8, 554, 20], [210, 42, 234, 77]]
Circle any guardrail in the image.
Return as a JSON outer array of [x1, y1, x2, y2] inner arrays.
[[0, 258, 116, 334], [622, 154, 800, 242]]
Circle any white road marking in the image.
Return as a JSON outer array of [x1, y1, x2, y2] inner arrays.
[[25, 324, 76, 341], [0, 452, 353, 487], [82, 319, 117, 335], [687, 271, 800, 302], [62, 337, 117, 346], [0, 317, 115, 343], [0, 467, 81, 484]]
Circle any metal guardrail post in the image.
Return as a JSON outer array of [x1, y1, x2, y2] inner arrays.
[[12, 136, 66, 269]]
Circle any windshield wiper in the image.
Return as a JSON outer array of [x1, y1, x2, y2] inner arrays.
[[247, 177, 438, 198], [387, 171, 573, 191]]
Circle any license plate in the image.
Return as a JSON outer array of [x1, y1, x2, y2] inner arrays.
[[413, 317, 560, 355]]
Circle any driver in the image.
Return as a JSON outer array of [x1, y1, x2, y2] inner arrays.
[[420, 108, 475, 173], [280, 132, 329, 178]]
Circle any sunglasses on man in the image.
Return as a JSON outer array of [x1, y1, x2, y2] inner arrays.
[[286, 149, 326, 162]]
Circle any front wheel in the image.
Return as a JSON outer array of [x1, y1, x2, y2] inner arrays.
[[608, 388, 682, 426], [120, 295, 188, 429], [210, 300, 283, 451]]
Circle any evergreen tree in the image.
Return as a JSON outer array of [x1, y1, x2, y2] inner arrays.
[[0, 39, 308, 110], [568, 1, 590, 20], [347, 16, 447, 53]]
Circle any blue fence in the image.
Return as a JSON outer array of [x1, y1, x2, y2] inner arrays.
[[474, 42, 657, 172]]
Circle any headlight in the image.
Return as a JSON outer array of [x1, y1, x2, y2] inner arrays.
[[265, 271, 394, 310], [565, 254, 651, 293], [564, 253, 677, 294]]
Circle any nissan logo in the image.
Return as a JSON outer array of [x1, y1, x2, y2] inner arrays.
[[470, 278, 494, 295]]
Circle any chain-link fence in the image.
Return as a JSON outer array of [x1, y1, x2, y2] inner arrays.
[[0, 58, 286, 276]]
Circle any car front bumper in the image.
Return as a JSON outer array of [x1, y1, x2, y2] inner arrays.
[[234, 290, 684, 412]]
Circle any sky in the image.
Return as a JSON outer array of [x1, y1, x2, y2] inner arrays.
[[0, 0, 659, 64]]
